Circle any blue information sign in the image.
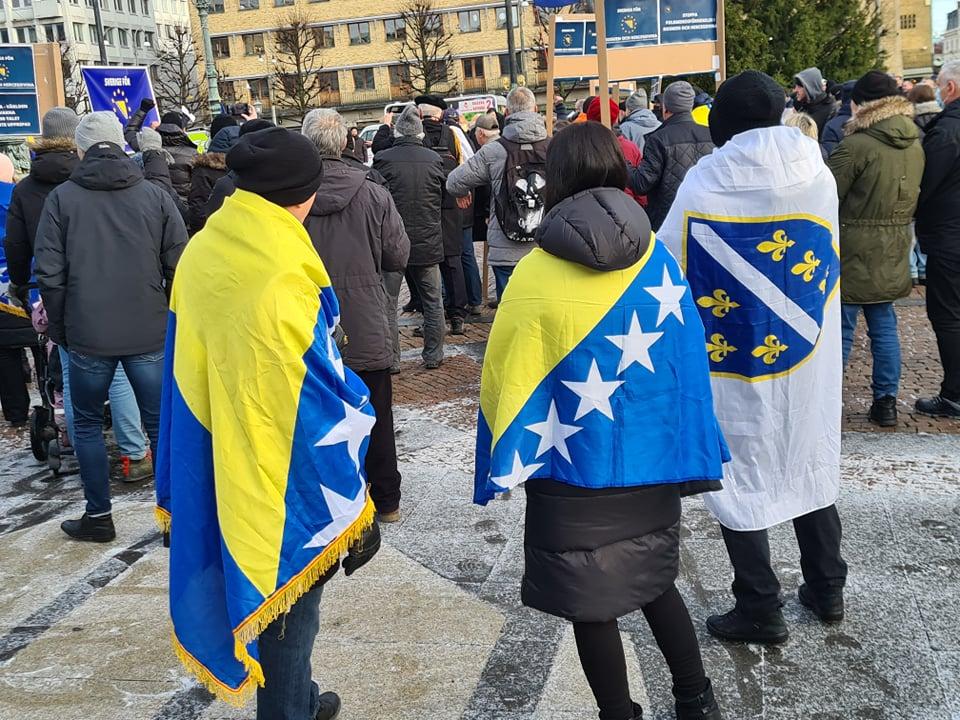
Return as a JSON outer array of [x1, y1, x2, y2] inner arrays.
[[0, 45, 39, 136], [555, 21, 586, 56], [604, 0, 659, 49], [660, 0, 718, 43]]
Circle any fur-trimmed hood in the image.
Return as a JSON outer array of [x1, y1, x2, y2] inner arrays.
[[844, 95, 919, 149], [193, 151, 226, 171], [914, 100, 942, 118], [27, 136, 78, 185], [29, 136, 76, 154]]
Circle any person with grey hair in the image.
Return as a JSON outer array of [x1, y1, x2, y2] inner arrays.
[[628, 80, 714, 231], [619, 88, 661, 152], [914, 59, 960, 419], [301, 107, 411, 522], [374, 106, 448, 369], [34, 111, 187, 542], [447, 86, 549, 301]]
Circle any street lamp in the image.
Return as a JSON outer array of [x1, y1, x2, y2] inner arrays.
[[195, 0, 222, 117], [518, 0, 529, 80], [502, 0, 518, 87]]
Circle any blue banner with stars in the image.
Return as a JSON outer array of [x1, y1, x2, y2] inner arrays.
[[81, 66, 159, 132], [605, 0, 660, 49], [475, 240, 729, 505]]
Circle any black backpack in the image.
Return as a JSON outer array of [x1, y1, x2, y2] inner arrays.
[[495, 137, 549, 243]]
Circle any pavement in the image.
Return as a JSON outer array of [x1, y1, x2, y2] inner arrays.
[[1, 285, 959, 720]]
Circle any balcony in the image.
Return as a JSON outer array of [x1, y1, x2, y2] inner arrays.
[[462, 76, 487, 93]]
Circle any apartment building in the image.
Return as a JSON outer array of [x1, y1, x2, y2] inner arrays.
[[191, 0, 544, 123], [878, 0, 934, 77]]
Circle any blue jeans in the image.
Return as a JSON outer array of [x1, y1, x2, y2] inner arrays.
[[69, 350, 163, 516], [909, 237, 927, 280], [461, 227, 482, 307], [257, 582, 324, 720], [59, 346, 148, 459], [841, 303, 901, 399], [492, 265, 515, 301]]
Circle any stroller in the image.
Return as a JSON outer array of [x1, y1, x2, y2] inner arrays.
[[27, 296, 73, 476]]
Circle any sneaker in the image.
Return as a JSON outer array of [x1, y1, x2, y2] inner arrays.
[[122, 455, 154, 483], [466, 305, 482, 317], [915, 395, 960, 419], [61, 513, 116, 543], [425, 360, 442, 370], [487, 299, 499, 310], [450, 318, 465, 335], [706, 607, 788, 645], [868, 395, 897, 427], [378, 509, 401, 523], [798, 583, 844, 623], [315, 691, 341, 720], [675, 678, 722, 720]]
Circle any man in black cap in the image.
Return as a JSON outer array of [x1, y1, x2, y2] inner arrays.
[[124, 99, 198, 203]]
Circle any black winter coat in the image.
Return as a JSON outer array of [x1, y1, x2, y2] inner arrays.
[[628, 111, 714, 231], [423, 119, 464, 257], [373, 137, 446, 266], [125, 109, 197, 203], [305, 158, 410, 373], [917, 99, 960, 261], [34, 142, 188, 355], [188, 152, 227, 233], [796, 94, 838, 139]]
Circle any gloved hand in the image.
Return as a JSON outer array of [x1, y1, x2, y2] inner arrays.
[[342, 520, 380, 577], [8, 283, 29, 309], [139, 126, 163, 153], [140, 98, 156, 113]]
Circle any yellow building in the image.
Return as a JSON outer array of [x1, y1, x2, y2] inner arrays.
[[191, 0, 545, 123], [879, 0, 934, 78]]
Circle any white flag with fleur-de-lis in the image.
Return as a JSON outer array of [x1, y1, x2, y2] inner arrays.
[[658, 125, 842, 532]]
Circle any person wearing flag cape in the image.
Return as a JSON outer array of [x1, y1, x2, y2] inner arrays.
[[657, 71, 848, 645], [475, 122, 727, 720], [156, 127, 381, 719]]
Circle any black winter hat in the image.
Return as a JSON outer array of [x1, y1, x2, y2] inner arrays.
[[414, 94, 447, 110], [227, 127, 323, 207], [851, 70, 900, 105], [239, 118, 275, 136], [161, 111, 186, 129], [709, 70, 785, 147], [210, 113, 237, 139]]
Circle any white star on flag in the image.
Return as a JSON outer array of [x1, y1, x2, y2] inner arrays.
[[525, 400, 582, 462], [315, 400, 375, 472], [561, 359, 624, 421], [326, 331, 346, 381], [491, 452, 544, 491], [644, 266, 687, 327], [302, 482, 366, 549], [606, 312, 664, 374]]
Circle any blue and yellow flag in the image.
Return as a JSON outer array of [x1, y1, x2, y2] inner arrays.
[[475, 240, 729, 505], [155, 190, 376, 704]]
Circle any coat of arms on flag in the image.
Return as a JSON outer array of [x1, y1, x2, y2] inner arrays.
[[682, 214, 840, 382]]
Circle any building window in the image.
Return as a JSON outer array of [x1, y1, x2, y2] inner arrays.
[[219, 81, 236, 103], [127, 0, 134, 12], [211, 0, 224, 12], [1, 29, 11, 42], [212, 36, 230, 58], [249, 77, 270, 108], [424, 13, 443, 36], [89, 24, 99, 43], [900, 14, 917, 30], [352, 67, 376, 91], [499, 52, 522, 76], [462, 57, 484, 79], [389, 64, 409, 89], [348, 22, 370, 45], [318, 70, 339, 96], [239, 0, 258, 9], [104, 26, 114, 45], [243, 32, 264, 56], [458, 10, 481, 33], [426, 60, 448, 83], [44, 23, 66, 42], [312, 25, 334, 48], [114, 0, 122, 11], [140, 0, 148, 13], [14, 26, 37, 43], [384, 18, 405, 42], [118, 28, 128, 46], [144, 30, 154, 47], [275, 0, 293, 6], [132, 29, 141, 46], [496, 6, 519, 30], [73, 22, 84, 42], [11, 0, 32, 7]]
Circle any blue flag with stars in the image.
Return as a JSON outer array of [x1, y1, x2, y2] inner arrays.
[[475, 239, 729, 505]]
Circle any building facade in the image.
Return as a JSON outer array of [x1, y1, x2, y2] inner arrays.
[[191, 0, 544, 124], [943, 5, 960, 64], [879, 0, 934, 78]]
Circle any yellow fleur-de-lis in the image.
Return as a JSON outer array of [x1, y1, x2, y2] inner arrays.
[[696, 289, 741, 318], [706, 333, 737, 362], [757, 229, 796, 262], [791, 250, 821, 282], [752, 335, 789, 365]]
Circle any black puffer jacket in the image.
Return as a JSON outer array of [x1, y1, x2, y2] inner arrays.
[[187, 127, 239, 234], [124, 109, 197, 203], [373, 136, 446, 266], [521, 187, 714, 623], [628, 111, 714, 231], [917, 99, 960, 261]]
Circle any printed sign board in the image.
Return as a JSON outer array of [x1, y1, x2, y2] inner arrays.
[[81, 66, 159, 130], [0, 46, 40, 136]]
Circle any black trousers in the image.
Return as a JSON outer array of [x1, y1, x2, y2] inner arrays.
[[355, 368, 401, 514], [404, 269, 422, 311], [0, 347, 30, 424], [440, 253, 468, 320], [573, 585, 707, 720], [720, 504, 848, 618], [925, 254, 960, 402]]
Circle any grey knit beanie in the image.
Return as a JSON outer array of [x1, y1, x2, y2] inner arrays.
[[138, 126, 163, 153], [393, 106, 424, 139], [42, 107, 80, 140], [663, 81, 696, 114], [625, 89, 649, 113], [75, 111, 125, 152]]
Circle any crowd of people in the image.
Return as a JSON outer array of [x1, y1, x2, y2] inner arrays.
[[0, 58, 957, 720]]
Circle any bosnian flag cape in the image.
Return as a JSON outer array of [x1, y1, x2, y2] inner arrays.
[[657, 125, 842, 532], [475, 238, 729, 505], [155, 189, 376, 704]]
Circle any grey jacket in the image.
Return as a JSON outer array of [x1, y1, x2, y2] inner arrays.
[[446, 111, 547, 267], [305, 158, 410, 373], [619, 108, 661, 152]]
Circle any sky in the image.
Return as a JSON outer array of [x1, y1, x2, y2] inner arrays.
[[934, 0, 956, 37]]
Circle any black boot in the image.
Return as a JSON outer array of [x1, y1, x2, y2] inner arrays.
[[61, 513, 116, 543], [798, 583, 844, 622], [450, 317, 465, 335], [631, 700, 644, 719], [315, 691, 341, 720], [675, 678, 722, 720], [868, 395, 897, 427], [705, 607, 788, 644], [915, 395, 960, 419]]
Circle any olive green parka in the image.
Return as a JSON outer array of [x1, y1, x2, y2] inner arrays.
[[827, 94, 925, 304]]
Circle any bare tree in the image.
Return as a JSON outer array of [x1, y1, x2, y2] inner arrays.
[[272, 10, 329, 123], [532, 4, 589, 101], [59, 43, 87, 113], [154, 26, 206, 120], [397, 0, 457, 96]]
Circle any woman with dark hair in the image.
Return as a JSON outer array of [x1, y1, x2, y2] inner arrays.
[[476, 121, 726, 720], [343, 125, 367, 163]]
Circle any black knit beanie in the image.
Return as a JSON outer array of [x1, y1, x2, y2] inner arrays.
[[851, 70, 900, 105], [161, 111, 186, 129], [709, 70, 785, 147], [226, 127, 323, 207], [209, 113, 237, 139], [239, 118, 275, 136]]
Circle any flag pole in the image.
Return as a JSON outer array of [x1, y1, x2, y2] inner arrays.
[[595, 0, 611, 128], [546, 13, 556, 136]]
